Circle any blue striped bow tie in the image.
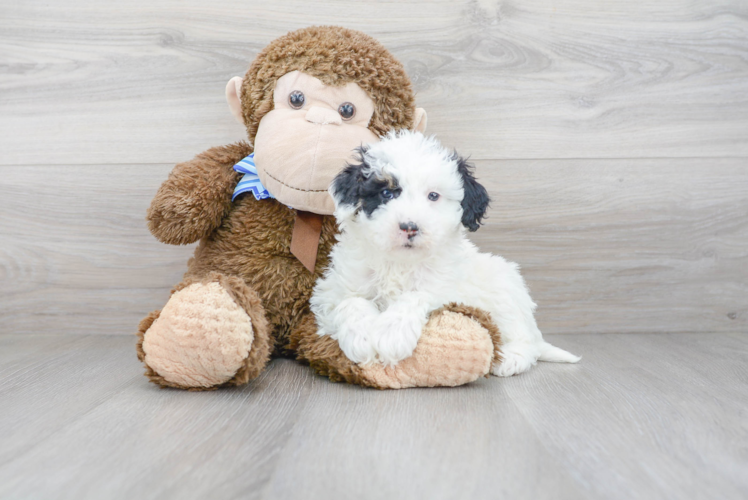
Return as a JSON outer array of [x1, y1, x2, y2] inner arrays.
[[232, 153, 275, 202]]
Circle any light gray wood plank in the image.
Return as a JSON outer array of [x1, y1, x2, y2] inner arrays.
[[262, 371, 589, 500], [2, 159, 745, 336], [0, 348, 317, 500], [260, 334, 748, 500], [0, 334, 80, 370], [501, 333, 748, 500], [1, 0, 747, 163], [0, 333, 745, 500], [471, 157, 748, 335], [0, 164, 195, 336], [0, 335, 141, 467]]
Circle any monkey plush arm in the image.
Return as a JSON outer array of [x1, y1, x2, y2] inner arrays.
[[147, 142, 252, 245]]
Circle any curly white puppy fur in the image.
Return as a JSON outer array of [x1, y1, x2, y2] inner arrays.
[[310, 131, 580, 376]]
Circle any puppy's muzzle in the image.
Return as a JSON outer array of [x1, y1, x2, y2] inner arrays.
[[399, 222, 419, 240]]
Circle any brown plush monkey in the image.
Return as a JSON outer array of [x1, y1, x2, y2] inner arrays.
[[136, 26, 501, 390]]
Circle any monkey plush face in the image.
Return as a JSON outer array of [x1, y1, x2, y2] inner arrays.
[[225, 26, 427, 215], [252, 71, 379, 214]]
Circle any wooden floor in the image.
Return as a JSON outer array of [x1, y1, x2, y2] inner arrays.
[[0, 333, 746, 500]]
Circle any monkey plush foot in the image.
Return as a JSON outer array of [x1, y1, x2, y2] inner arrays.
[[136, 273, 272, 390], [356, 305, 501, 389], [290, 304, 501, 389]]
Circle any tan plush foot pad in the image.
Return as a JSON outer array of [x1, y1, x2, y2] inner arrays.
[[357, 310, 494, 389], [290, 304, 500, 389], [141, 282, 254, 388]]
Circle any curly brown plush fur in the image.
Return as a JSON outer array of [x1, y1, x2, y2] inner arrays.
[[139, 135, 342, 388], [181, 159, 339, 354], [147, 143, 248, 246]]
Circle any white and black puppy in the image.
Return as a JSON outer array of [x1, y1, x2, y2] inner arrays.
[[310, 131, 579, 376]]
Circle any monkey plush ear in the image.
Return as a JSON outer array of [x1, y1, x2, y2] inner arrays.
[[454, 154, 491, 232], [225, 76, 244, 125], [413, 108, 428, 133]]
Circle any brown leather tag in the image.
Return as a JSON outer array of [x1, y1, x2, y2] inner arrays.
[[290, 211, 324, 273]]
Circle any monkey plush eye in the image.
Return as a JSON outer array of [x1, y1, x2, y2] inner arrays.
[[338, 102, 356, 120], [428, 192, 440, 201], [288, 91, 305, 109]]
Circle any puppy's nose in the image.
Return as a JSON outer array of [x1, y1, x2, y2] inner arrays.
[[305, 106, 342, 125], [399, 222, 419, 240]]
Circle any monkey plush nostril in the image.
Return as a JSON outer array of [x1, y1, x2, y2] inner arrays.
[[305, 106, 343, 125], [399, 222, 419, 240]]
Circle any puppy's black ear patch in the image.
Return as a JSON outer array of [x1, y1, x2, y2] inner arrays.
[[453, 152, 490, 232], [331, 146, 369, 207]]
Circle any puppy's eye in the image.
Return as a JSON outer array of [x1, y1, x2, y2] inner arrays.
[[428, 192, 440, 201], [381, 188, 395, 199], [289, 91, 305, 109], [338, 102, 356, 120]]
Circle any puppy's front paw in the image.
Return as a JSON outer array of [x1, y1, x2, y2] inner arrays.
[[330, 297, 380, 365], [491, 343, 538, 377], [374, 312, 423, 366], [337, 329, 378, 365]]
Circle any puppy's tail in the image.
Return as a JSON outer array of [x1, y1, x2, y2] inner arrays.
[[538, 341, 581, 363]]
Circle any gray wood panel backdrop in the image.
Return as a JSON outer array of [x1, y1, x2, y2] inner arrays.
[[1, 0, 746, 336]]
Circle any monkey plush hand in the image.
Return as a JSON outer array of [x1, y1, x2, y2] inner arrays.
[[136, 26, 501, 390]]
